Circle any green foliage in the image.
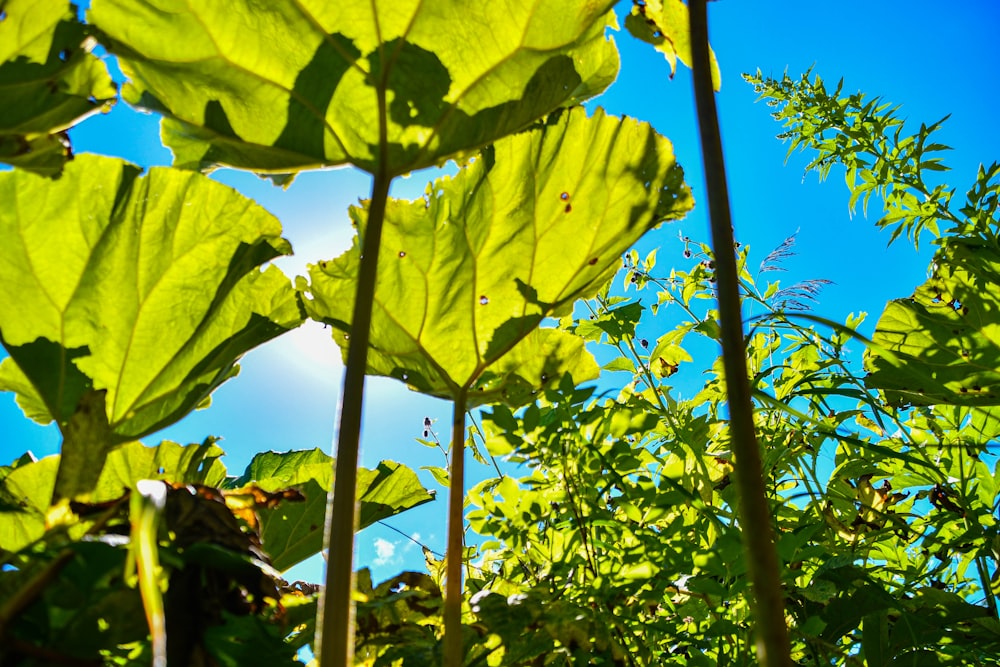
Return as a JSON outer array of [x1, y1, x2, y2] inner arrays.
[[228, 450, 435, 571], [303, 106, 693, 406], [748, 70, 1000, 412], [624, 0, 721, 91], [0, 0, 117, 175], [745, 69, 956, 246], [87, 0, 619, 180], [2, 1, 999, 665], [0, 445, 427, 664]]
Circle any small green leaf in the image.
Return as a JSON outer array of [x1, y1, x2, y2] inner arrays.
[[602, 357, 637, 373], [422, 466, 450, 489], [624, 0, 722, 91]]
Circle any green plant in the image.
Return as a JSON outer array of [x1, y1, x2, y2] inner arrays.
[[4, 1, 1000, 666]]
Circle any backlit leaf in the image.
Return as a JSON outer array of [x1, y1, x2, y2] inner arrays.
[[0, 0, 116, 175], [303, 107, 692, 405], [0, 154, 302, 437], [0, 454, 58, 554], [0, 439, 225, 554], [865, 235, 1000, 406], [230, 449, 434, 571], [94, 438, 228, 499], [0, 154, 302, 499], [87, 0, 620, 179], [624, 0, 721, 91]]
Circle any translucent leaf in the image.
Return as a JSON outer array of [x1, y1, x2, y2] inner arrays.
[[0, 455, 59, 554], [94, 439, 228, 499], [624, 0, 721, 91], [864, 235, 1000, 406], [0, 155, 302, 500], [0, 0, 117, 175], [230, 449, 434, 571], [87, 0, 620, 178], [302, 107, 692, 405], [0, 154, 302, 438]]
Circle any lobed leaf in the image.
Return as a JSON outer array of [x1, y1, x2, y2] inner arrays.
[[87, 0, 620, 179], [0, 0, 117, 175], [303, 107, 692, 405], [0, 154, 302, 499], [230, 449, 435, 571], [864, 234, 1000, 406], [0, 439, 225, 555]]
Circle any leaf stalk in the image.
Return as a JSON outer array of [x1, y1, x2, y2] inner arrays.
[[444, 389, 469, 667], [688, 2, 792, 665], [316, 168, 393, 667]]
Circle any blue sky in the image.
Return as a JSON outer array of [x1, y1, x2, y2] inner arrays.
[[3, 1, 999, 582]]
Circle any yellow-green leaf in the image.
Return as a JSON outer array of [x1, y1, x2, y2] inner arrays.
[[865, 236, 1000, 406], [0, 154, 303, 447], [302, 107, 693, 405], [229, 449, 435, 571], [624, 0, 722, 91], [0, 0, 117, 175], [88, 0, 620, 179]]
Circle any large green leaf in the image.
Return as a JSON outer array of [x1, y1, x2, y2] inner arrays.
[[230, 449, 435, 571], [0, 0, 117, 176], [86, 0, 619, 179], [864, 235, 1000, 406], [302, 107, 692, 405], [0, 154, 302, 498]]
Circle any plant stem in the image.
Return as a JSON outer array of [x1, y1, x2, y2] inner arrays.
[[316, 169, 392, 667], [444, 390, 469, 667], [688, 2, 792, 666]]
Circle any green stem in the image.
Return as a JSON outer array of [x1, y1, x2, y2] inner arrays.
[[688, 2, 792, 666], [444, 390, 469, 667], [316, 168, 393, 667]]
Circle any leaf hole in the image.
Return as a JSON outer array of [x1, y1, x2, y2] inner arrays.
[[479, 295, 489, 305], [398, 251, 406, 258], [560, 192, 570, 201], [58, 49, 71, 62]]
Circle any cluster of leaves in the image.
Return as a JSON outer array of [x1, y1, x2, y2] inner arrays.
[[1, 1, 699, 665], [0, 440, 432, 664], [340, 74, 1000, 665], [348, 242, 1000, 665], [746, 70, 1000, 409], [4, 0, 1000, 665]]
